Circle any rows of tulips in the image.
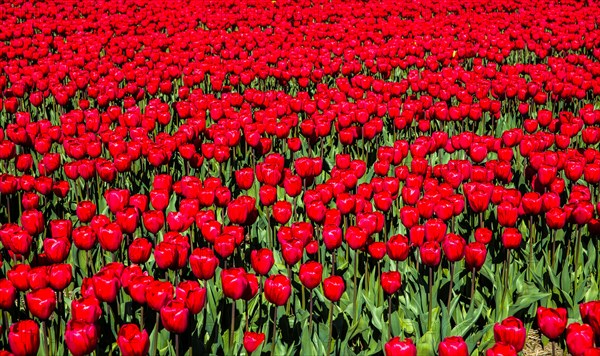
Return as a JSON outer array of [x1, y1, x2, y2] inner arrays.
[[1, 0, 600, 355]]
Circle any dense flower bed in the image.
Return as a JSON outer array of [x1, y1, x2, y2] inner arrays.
[[1, 0, 600, 354]]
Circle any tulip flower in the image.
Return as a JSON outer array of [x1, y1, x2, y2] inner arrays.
[[384, 337, 417, 356], [65, 321, 98, 356], [250, 249, 275, 276], [485, 342, 517, 356], [25, 288, 56, 320], [8, 320, 40, 356], [243, 331, 265, 354], [566, 323, 595, 356], [439, 336, 469, 356], [71, 296, 102, 324], [160, 300, 190, 334], [189, 247, 219, 280], [0, 279, 17, 310], [537, 307, 568, 340], [117, 324, 150, 356]]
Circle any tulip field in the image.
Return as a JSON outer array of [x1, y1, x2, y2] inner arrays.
[[2, 0, 600, 355]]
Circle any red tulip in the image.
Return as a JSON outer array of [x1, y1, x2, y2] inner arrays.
[[8, 320, 40, 356], [116, 207, 139, 234], [0, 279, 17, 310], [281, 241, 303, 266], [493, 316, 526, 352], [71, 296, 102, 323], [442, 233, 466, 262], [72, 226, 97, 251], [104, 188, 130, 213], [161, 300, 190, 334], [65, 321, 98, 356], [381, 271, 402, 295], [537, 307, 568, 340], [128, 238, 152, 264], [50, 219, 73, 240], [566, 323, 595, 356], [149, 189, 170, 211], [27, 266, 49, 290], [190, 247, 219, 280], [424, 218, 446, 242], [323, 275, 345, 302], [20, 209, 44, 236], [7, 264, 30, 291], [235, 167, 255, 190], [25, 288, 56, 320], [250, 249, 274, 276], [117, 324, 150, 356], [299, 261, 323, 290], [272, 201, 293, 224], [145, 280, 173, 311], [387, 234, 410, 261], [420, 242, 441, 267], [465, 242, 487, 270], [243, 331, 265, 354], [438, 336, 469, 356], [546, 208, 567, 230], [49, 263, 73, 291], [43, 237, 71, 263], [485, 342, 517, 356], [474, 227, 493, 244], [221, 268, 249, 301], [384, 337, 416, 356], [368, 242, 387, 260], [323, 225, 343, 250], [92, 270, 121, 303], [497, 202, 518, 227], [264, 274, 292, 306], [176, 281, 207, 314], [98, 222, 124, 252], [501, 228, 522, 250]]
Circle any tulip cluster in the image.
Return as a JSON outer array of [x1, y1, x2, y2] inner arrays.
[[1, 0, 600, 354]]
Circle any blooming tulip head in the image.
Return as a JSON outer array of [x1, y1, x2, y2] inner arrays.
[[537, 307, 568, 340]]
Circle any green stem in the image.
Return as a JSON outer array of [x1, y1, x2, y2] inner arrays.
[[388, 294, 392, 338], [271, 306, 277, 356], [327, 301, 334, 354], [151, 312, 160, 356], [447, 262, 454, 310], [230, 300, 236, 350], [551, 229, 557, 269], [353, 250, 358, 317], [41, 321, 50, 356], [528, 215, 534, 281], [428, 267, 433, 331], [470, 268, 477, 302], [309, 290, 314, 333]]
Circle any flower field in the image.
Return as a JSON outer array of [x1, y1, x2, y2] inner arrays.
[[1, 0, 600, 354]]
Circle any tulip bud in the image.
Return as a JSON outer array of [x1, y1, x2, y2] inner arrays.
[[243, 332, 265, 354], [65, 321, 99, 356], [323, 275, 345, 302], [381, 271, 402, 295], [8, 320, 40, 356], [299, 261, 323, 290], [566, 322, 595, 356], [438, 336, 468, 356], [493, 316, 526, 352], [385, 337, 417, 356], [117, 324, 150, 356], [537, 306, 568, 340], [264, 274, 291, 306]]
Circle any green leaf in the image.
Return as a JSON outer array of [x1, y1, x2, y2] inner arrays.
[[416, 331, 436, 356]]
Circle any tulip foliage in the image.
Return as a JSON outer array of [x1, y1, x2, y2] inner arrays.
[[1, 0, 600, 355]]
